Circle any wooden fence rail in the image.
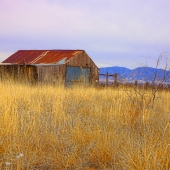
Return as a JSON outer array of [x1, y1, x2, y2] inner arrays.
[[99, 74, 169, 89], [99, 72, 118, 86]]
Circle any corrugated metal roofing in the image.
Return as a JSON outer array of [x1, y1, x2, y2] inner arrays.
[[2, 50, 83, 64]]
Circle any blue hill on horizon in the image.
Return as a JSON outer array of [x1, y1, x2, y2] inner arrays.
[[100, 66, 170, 83]]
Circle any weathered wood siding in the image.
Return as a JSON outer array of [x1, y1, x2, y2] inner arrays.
[[0, 51, 99, 86], [36, 65, 66, 85], [35, 51, 99, 86], [0, 65, 37, 83], [66, 51, 99, 85]]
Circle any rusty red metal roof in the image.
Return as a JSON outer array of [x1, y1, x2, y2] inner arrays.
[[2, 50, 83, 64]]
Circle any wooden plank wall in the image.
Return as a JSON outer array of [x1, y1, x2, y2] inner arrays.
[[36, 65, 66, 85], [0, 51, 99, 86], [66, 51, 99, 85], [0, 65, 37, 83], [36, 51, 99, 86]]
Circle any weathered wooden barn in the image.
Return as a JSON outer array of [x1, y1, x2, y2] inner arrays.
[[0, 50, 99, 86]]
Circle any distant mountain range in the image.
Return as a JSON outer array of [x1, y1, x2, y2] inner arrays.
[[99, 66, 170, 83]]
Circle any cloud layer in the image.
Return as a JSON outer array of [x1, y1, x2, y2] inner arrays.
[[1, 0, 170, 68]]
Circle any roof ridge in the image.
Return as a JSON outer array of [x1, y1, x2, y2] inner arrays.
[[2, 50, 84, 64]]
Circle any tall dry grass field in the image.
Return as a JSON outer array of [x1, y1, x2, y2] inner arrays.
[[0, 81, 170, 169]]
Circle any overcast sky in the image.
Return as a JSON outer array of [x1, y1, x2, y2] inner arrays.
[[1, 0, 170, 68]]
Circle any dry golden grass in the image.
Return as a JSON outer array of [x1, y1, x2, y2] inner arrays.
[[1, 80, 170, 169]]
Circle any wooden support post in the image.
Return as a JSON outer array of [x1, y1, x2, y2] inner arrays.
[[106, 72, 108, 86], [145, 82, 149, 89], [168, 84, 170, 89], [114, 73, 117, 85], [17, 64, 20, 80]]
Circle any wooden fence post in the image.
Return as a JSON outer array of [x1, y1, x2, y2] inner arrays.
[[145, 82, 149, 89], [114, 73, 117, 85], [106, 72, 108, 86]]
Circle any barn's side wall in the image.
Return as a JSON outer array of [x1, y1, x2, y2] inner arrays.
[[0, 65, 37, 83], [66, 51, 99, 85], [36, 65, 66, 85], [0, 51, 99, 86]]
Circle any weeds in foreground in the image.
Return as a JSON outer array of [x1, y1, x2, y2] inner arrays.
[[1, 81, 170, 169]]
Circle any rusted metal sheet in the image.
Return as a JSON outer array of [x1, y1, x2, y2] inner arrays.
[[2, 50, 83, 64], [66, 66, 90, 86]]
